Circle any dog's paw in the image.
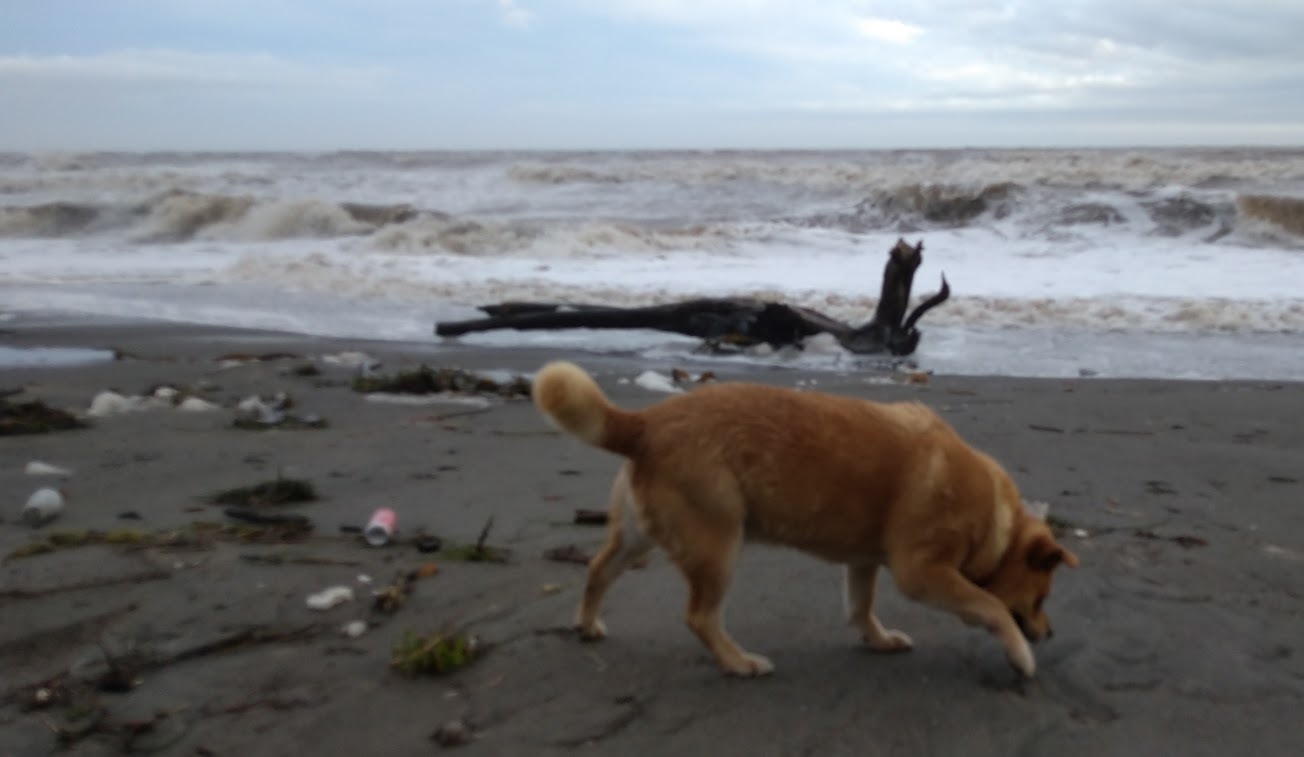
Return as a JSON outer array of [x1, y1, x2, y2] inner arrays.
[[724, 652, 775, 677], [1007, 638, 1036, 678], [575, 618, 607, 642], [865, 629, 913, 653]]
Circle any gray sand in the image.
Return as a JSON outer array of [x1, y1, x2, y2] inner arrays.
[[2, 315, 1302, 756]]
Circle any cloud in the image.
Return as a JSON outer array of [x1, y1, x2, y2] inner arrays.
[[497, 0, 536, 29], [0, 49, 386, 90], [852, 16, 923, 45]]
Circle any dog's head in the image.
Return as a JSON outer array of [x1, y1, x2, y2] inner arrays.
[[981, 519, 1078, 642]]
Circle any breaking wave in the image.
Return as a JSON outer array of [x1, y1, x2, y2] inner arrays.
[[0, 191, 418, 242], [1237, 194, 1304, 240]]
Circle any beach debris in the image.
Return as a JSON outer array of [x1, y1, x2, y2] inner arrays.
[[1134, 530, 1209, 548], [1, 398, 87, 434], [353, 364, 531, 398], [118, 510, 143, 520], [431, 719, 479, 747], [240, 553, 361, 567], [1267, 475, 1298, 484], [365, 507, 398, 546], [306, 585, 355, 610], [177, 396, 221, 412], [414, 534, 444, 553], [670, 368, 718, 386], [214, 351, 303, 368], [341, 620, 369, 639], [544, 545, 591, 565], [322, 350, 381, 370], [1144, 480, 1178, 496], [291, 361, 321, 377], [232, 392, 327, 429], [209, 476, 318, 507], [371, 571, 418, 614], [391, 629, 482, 676], [441, 516, 510, 562], [541, 583, 564, 596], [415, 562, 440, 579], [437, 243, 950, 357], [22, 487, 66, 526], [573, 508, 608, 525], [633, 370, 683, 394], [25, 460, 73, 477]]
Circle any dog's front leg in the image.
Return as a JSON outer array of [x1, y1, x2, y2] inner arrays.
[[890, 559, 1035, 677], [844, 563, 913, 652]]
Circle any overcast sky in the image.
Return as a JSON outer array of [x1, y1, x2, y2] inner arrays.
[[3, 0, 1303, 151]]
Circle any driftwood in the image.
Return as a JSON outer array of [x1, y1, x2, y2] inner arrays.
[[435, 239, 949, 356]]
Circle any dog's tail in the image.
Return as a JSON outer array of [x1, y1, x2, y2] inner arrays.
[[533, 361, 643, 457]]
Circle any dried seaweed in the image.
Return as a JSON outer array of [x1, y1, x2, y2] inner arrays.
[[0, 399, 87, 435], [352, 365, 530, 398]]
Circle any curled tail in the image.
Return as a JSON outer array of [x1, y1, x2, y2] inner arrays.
[[533, 361, 643, 457]]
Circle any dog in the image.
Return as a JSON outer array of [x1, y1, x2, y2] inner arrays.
[[533, 361, 1077, 678]]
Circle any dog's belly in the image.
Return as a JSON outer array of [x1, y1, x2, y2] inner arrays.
[[743, 508, 886, 565]]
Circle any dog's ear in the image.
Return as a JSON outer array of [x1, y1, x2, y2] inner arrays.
[[1027, 534, 1079, 571]]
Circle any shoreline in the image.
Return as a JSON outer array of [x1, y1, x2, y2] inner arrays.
[[3, 313, 1302, 755]]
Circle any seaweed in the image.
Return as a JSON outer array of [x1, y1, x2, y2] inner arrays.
[[209, 477, 318, 507], [352, 364, 530, 398], [0, 399, 87, 435], [390, 630, 482, 676]]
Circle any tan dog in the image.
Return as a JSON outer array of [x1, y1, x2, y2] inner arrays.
[[533, 361, 1078, 678]]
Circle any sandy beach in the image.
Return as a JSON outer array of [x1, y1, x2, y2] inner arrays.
[[2, 313, 1302, 756]]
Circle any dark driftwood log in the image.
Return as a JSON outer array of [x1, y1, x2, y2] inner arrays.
[[434, 239, 950, 356]]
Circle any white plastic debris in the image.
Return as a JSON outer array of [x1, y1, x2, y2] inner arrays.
[[341, 620, 369, 639], [176, 396, 220, 412], [306, 585, 355, 610], [87, 390, 142, 417], [152, 385, 179, 401], [22, 487, 66, 526], [1073, 528, 1090, 539], [25, 461, 72, 477], [633, 370, 683, 394]]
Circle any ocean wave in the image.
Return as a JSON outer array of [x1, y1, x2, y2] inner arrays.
[[370, 216, 762, 257], [0, 202, 105, 236], [0, 191, 420, 243], [1237, 194, 1304, 239], [803, 182, 1021, 232], [503, 149, 1304, 193]]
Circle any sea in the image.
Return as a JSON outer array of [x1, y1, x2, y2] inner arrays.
[[2, 148, 1303, 379]]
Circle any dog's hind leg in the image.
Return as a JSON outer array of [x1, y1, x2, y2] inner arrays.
[[651, 491, 772, 677], [844, 563, 913, 653], [575, 465, 654, 640]]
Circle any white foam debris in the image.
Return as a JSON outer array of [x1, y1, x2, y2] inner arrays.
[[633, 370, 682, 394], [87, 390, 145, 417], [25, 461, 72, 477], [341, 620, 369, 638], [151, 385, 179, 401], [177, 396, 220, 412], [322, 351, 379, 369], [306, 586, 355, 610], [363, 393, 492, 407]]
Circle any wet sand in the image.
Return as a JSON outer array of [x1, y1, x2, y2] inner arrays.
[[2, 314, 1302, 756]]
